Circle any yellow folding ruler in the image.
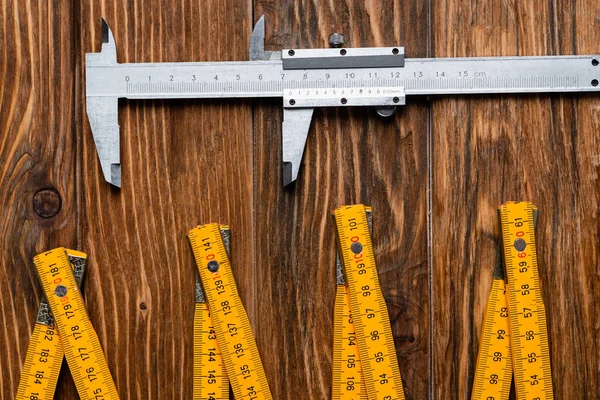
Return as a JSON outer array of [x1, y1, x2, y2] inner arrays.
[[332, 209, 372, 400], [193, 226, 230, 400], [16, 250, 87, 400], [472, 202, 553, 400], [333, 205, 405, 400], [27, 248, 119, 400], [189, 223, 272, 400]]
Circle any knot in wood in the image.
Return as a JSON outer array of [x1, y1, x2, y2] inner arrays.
[[33, 188, 62, 218]]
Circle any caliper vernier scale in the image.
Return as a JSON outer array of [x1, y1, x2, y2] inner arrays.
[[86, 17, 600, 187]]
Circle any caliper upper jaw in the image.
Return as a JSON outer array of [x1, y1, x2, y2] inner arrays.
[[249, 15, 278, 61], [250, 14, 311, 186], [85, 19, 121, 187], [88, 18, 117, 65], [250, 15, 267, 60], [282, 108, 314, 186]]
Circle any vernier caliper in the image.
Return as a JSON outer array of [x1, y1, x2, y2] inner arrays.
[[86, 17, 600, 187]]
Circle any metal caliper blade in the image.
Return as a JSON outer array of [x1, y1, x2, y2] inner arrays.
[[249, 15, 281, 62], [85, 19, 121, 187], [282, 108, 314, 186], [250, 15, 270, 61]]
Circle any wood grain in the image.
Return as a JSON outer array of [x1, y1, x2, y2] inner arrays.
[[1, 1, 599, 399], [0, 1, 79, 398], [253, 1, 430, 398], [76, 1, 253, 399], [431, 0, 600, 398]]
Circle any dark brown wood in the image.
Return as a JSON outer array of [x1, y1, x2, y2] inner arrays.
[[431, 1, 600, 399], [1, 1, 599, 399], [253, 2, 430, 398], [0, 1, 79, 398], [75, 1, 254, 399]]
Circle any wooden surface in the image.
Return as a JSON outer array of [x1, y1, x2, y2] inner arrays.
[[0, 1, 598, 399]]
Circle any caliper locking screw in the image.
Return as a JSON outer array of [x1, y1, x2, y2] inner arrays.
[[328, 33, 345, 48]]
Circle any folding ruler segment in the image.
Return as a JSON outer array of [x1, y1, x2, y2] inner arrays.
[[194, 227, 230, 400], [85, 16, 600, 188], [500, 202, 553, 400], [189, 223, 272, 400], [471, 210, 539, 400], [333, 209, 372, 400], [334, 205, 405, 400], [16, 251, 88, 400], [33, 248, 119, 399]]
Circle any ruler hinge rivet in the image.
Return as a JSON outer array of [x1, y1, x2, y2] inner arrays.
[[55, 285, 67, 298]]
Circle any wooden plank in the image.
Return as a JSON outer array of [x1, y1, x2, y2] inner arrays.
[[0, 1, 79, 398], [3, 1, 599, 399], [78, 1, 253, 398], [431, 0, 600, 398], [252, 1, 430, 398]]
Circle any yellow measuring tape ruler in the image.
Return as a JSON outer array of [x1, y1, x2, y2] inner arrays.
[[471, 278, 512, 400], [16, 250, 88, 400], [33, 247, 119, 400], [333, 283, 367, 400], [471, 208, 524, 400], [333, 205, 405, 400], [472, 203, 553, 400], [194, 227, 229, 400], [501, 202, 553, 399], [189, 223, 272, 400], [332, 210, 374, 400]]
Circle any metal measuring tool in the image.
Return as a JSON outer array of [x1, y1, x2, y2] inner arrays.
[[86, 16, 600, 187]]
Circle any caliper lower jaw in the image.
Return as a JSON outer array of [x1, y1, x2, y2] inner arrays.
[[282, 108, 315, 186], [86, 19, 121, 187], [85, 97, 121, 187]]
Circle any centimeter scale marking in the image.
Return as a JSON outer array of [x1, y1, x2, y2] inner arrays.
[[500, 202, 553, 400], [193, 227, 231, 400], [334, 205, 405, 400], [189, 223, 272, 400], [124, 76, 581, 97], [94, 56, 598, 99], [16, 250, 88, 400], [33, 248, 119, 400], [194, 302, 229, 399]]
